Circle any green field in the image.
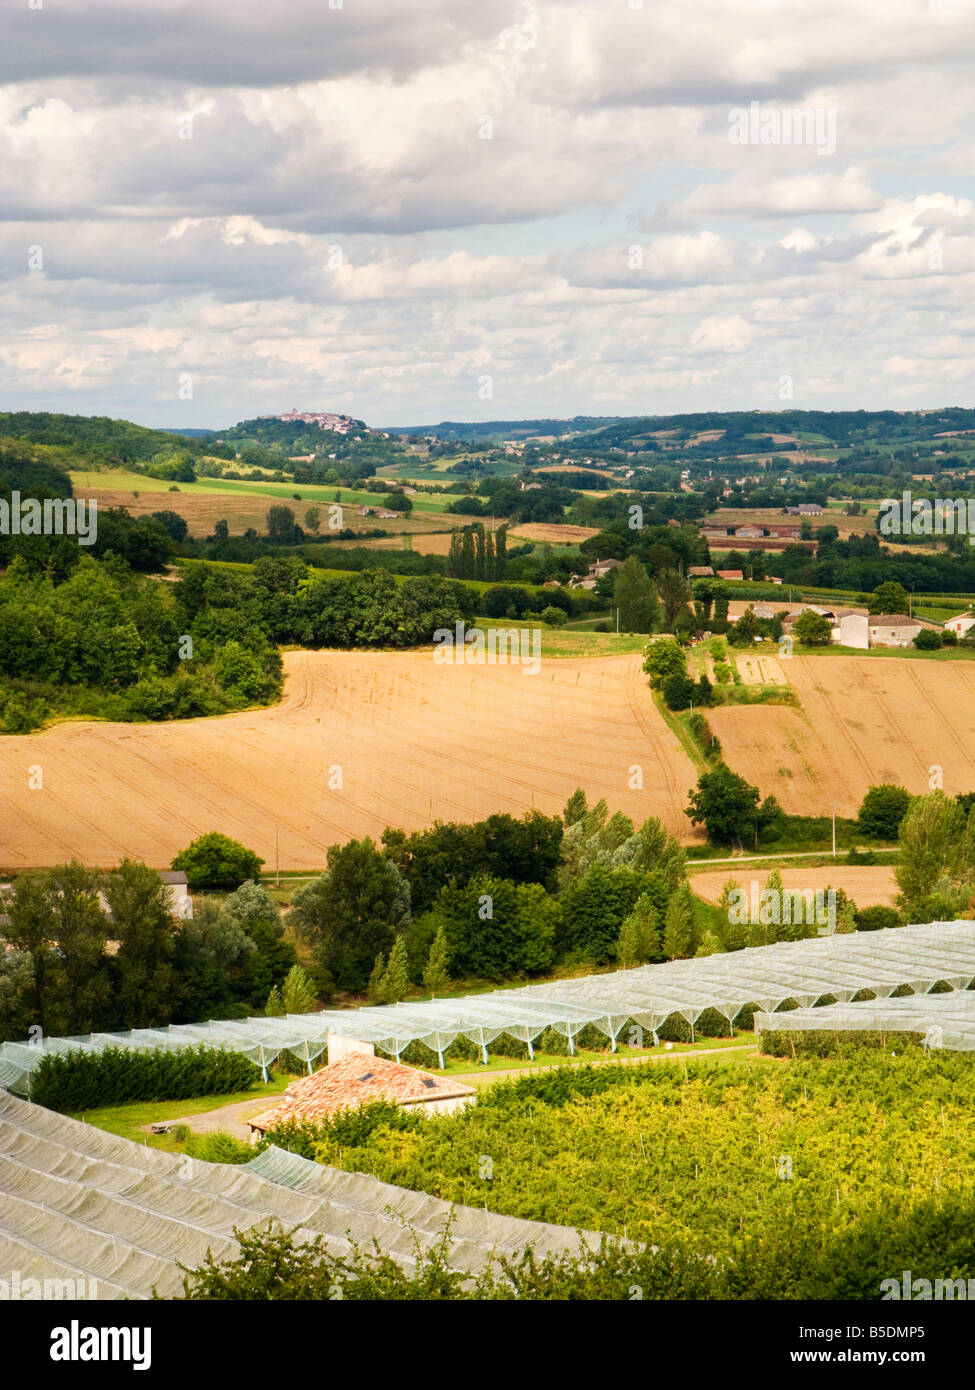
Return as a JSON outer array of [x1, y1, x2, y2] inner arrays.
[[70, 468, 475, 516]]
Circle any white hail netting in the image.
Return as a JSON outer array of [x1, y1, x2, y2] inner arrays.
[[755, 988, 975, 1049], [0, 1092, 597, 1299], [4, 921, 975, 1090]]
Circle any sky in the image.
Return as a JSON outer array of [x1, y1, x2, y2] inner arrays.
[[4, 0, 975, 429]]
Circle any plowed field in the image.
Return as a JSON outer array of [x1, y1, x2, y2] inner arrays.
[[0, 651, 697, 869], [709, 655, 975, 815]]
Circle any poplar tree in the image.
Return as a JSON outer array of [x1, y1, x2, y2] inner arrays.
[[662, 883, 694, 960], [382, 935, 412, 1002], [422, 925, 451, 998]]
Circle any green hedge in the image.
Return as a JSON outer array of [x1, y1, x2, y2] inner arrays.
[[759, 1029, 926, 1058], [29, 1044, 261, 1112]]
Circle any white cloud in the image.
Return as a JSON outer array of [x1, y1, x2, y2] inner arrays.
[[690, 314, 755, 353], [3, 0, 975, 421]]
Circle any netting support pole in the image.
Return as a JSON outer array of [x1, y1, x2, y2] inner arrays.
[[260, 1048, 269, 1085], [527, 1038, 534, 1061], [567, 1031, 575, 1056], [305, 1042, 313, 1075], [480, 1043, 489, 1065], [690, 1021, 695, 1044], [437, 1048, 445, 1069]]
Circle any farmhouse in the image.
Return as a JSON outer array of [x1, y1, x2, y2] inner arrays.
[[587, 558, 622, 578], [868, 614, 924, 648], [781, 605, 871, 650], [945, 613, 975, 638], [245, 1053, 475, 1138], [570, 557, 623, 589], [158, 871, 193, 920], [833, 611, 870, 650], [716, 568, 744, 581], [688, 565, 715, 578]]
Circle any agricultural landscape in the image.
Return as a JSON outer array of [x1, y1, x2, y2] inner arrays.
[[6, 401, 975, 1324], [5, 0, 975, 1356]]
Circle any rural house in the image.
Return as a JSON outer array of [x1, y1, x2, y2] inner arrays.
[[944, 613, 975, 638], [245, 1053, 476, 1139], [587, 558, 622, 578], [158, 871, 193, 920], [868, 615, 924, 648]]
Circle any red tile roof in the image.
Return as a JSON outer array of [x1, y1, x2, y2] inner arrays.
[[247, 1054, 475, 1133]]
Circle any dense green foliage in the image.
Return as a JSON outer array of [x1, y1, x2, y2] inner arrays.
[[382, 811, 563, 915], [0, 553, 282, 732], [30, 1044, 259, 1112], [177, 1220, 717, 1301], [858, 784, 912, 840], [256, 1048, 975, 1298], [687, 763, 781, 847], [896, 792, 975, 920], [179, 558, 473, 649], [171, 833, 264, 890], [0, 868, 296, 1042]]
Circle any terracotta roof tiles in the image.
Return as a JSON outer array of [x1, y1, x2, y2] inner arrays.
[[247, 1054, 475, 1133]]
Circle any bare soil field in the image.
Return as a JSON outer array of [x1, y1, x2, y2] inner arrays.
[[341, 532, 455, 555], [0, 652, 698, 870], [72, 485, 280, 537], [726, 602, 870, 619], [709, 507, 879, 537], [508, 523, 601, 545], [690, 865, 899, 909], [708, 655, 975, 815]]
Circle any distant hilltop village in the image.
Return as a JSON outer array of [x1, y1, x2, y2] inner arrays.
[[262, 407, 358, 434]]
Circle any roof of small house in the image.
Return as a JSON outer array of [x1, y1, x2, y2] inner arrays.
[[869, 614, 922, 627], [246, 1055, 475, 1133]]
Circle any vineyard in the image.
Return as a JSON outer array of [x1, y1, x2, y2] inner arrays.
[[301, 1050, 975, 1294]]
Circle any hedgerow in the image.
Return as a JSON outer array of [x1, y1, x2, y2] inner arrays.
[[29, 1044, 260, 1112]]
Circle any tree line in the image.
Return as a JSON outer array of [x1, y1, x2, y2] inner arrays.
[[0, 866, 297, 1043]]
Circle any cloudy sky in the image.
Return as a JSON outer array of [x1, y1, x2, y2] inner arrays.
[[4, 0, 975, 428]]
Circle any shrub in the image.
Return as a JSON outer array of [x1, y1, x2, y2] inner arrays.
[[760, 1031, 924, 1058], [540, 605, 568, 627], [661, 672, 695, 710], [172, 832, 265, 889], [855, 905, 903, 932], [856, 784, 911, 840]]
